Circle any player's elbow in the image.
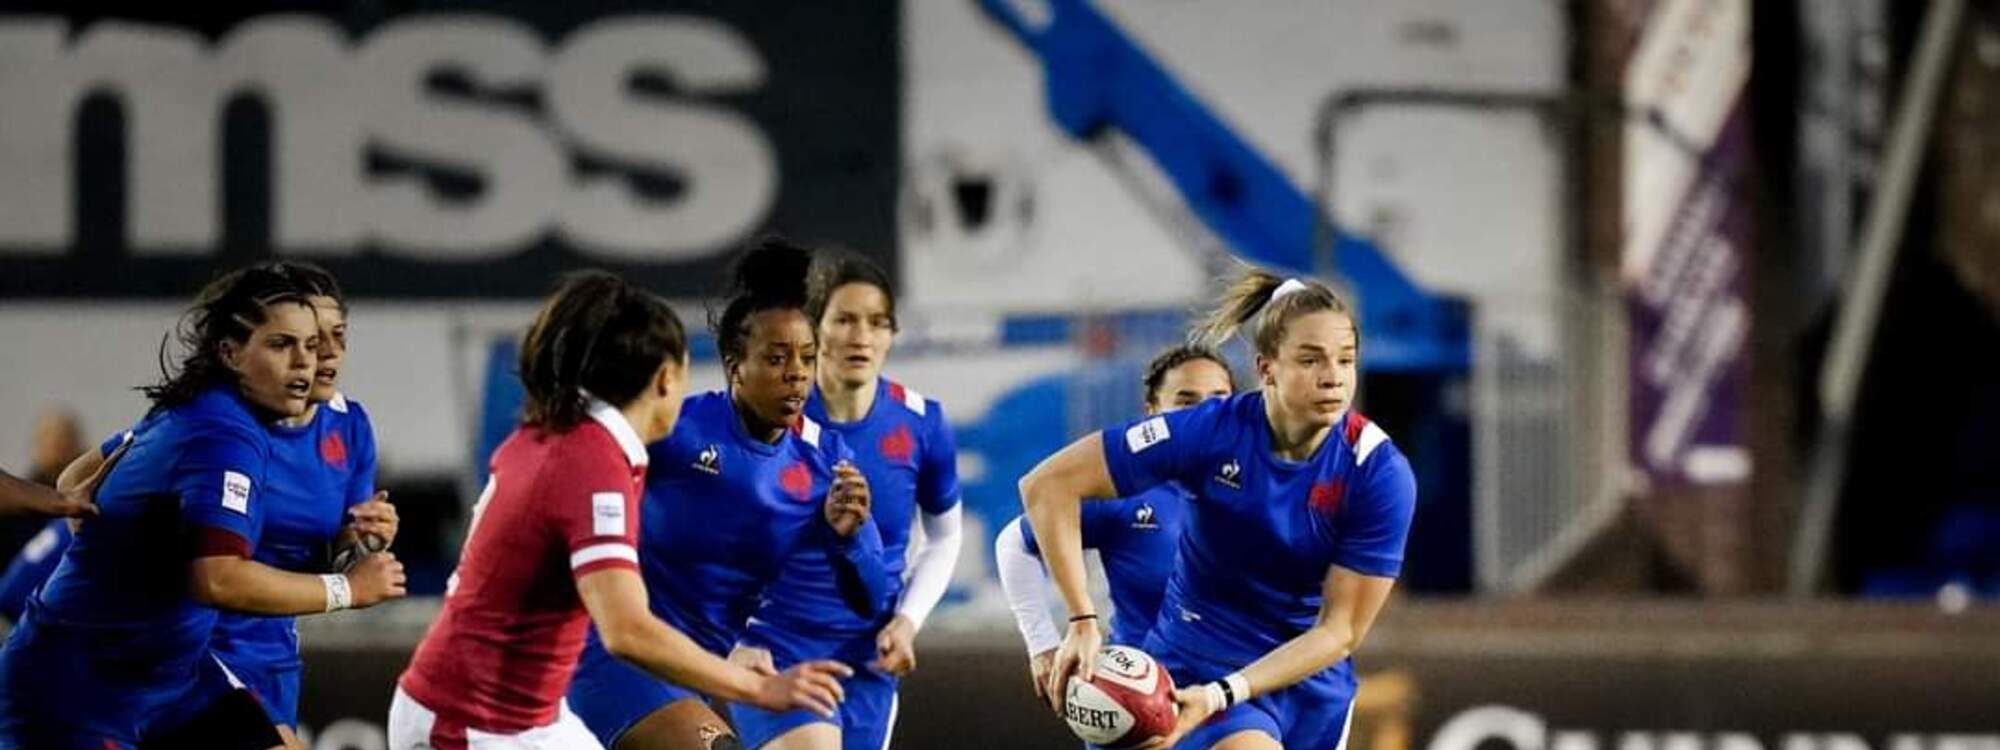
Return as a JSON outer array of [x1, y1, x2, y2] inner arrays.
[[1018, 468, 1057, 513], [1312, 621, 1361, 659], [186, 557, 244, 608], [594, 608, 656, 662]]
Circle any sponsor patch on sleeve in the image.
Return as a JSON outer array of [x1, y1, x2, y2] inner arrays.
[[221, 471, 251, 514], [592, 492, 627, 536], [1124, 416, 1171, 453]]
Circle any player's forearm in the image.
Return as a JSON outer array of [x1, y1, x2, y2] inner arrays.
[[994, 518, 1063, 654], [603, 614, 763, 704], [0, 471, 59, 517], [1019, 478, 1093, 620], [895, 505, 962, 630], [189, 556, 341, 616], [1236, 622, 1357, 698], [1233, 567, 1398, 700]]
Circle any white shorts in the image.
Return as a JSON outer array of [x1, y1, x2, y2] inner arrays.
[[388, 687, 604, 750]]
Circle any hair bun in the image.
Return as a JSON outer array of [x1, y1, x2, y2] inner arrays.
[[728, 236, 813, 306]]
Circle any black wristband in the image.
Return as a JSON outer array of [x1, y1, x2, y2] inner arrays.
[[1067, 614, 1099, 623]]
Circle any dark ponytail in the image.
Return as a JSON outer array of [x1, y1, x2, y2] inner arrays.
[[143, 266, 314, 410], [711, 236, 815, 364], [520, 270, 688, 431]]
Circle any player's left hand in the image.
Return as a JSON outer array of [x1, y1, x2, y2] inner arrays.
[[825, 462, 871, 537], [872, 614, 917, 676], [51, 434, 130, 523], [345, 492, 398, 547], [1135, 686, 1219, 750]]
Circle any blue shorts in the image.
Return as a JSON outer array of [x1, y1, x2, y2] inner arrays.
[[567, 627, 704, 748], [0, 618, 246, 748], [1143, 635, 1356, 750], [730, 621, 898, 750], [215, 654, 301, 728]]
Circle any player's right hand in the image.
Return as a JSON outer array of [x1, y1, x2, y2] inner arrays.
[[346, 551, 407, 607], [753, 659, 853, 718], [1045, 617, 1102, 715], [1029, 648, 1056, 703], [824, 462, 872, 537], [1136, 686, 1218, 750]]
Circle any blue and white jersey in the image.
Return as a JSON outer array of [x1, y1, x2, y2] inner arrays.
[[635, 392, 888, 655], [1101, 392, 1416, 668], [1018, 483, 1187, 648], [210, 392, 377, 670], [752, 378, 960, 636]]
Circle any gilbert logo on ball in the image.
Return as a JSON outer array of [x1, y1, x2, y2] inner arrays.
[[1062, 646, 1176, 748]]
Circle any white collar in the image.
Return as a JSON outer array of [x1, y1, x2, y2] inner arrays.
[[586, 397, 649, 468]]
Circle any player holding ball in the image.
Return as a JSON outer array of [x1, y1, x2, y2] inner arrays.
[[1019, 270, 1418, 750]]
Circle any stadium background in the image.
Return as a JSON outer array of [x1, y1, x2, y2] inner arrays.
[[0, 0, 1996, 746]]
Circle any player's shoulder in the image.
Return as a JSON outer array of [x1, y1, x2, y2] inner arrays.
[[536, 421, 631, 478], [1120, 392, 1246, 455], [323, 391, 373, 427], [674, 391, 735, 437], [1334, 412, 1415, 499], [879, 378, 947, 424], [790, 412, 845, 465], [1337, 411, 1401, 469], [174, 388, 272, 448]]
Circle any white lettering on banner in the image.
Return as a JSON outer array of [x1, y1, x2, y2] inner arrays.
[[0, 14, 775, 261], [1428, 707, 2000, 750]]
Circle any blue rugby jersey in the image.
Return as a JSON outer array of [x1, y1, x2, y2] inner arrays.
[[635, 392, 888, 655], [752, 378, 960, 636], [1100, 392, 1416, 668]]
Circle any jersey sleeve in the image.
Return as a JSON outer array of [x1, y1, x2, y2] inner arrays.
[[1326, 449, 1418, 578], [545, 440, 641, 580], [916, 403, 962, 514], [824, 514, 890, 619], [175, 422, 270, 559], [1100, 398, 1228, 498], [345, 401, 380, 507]]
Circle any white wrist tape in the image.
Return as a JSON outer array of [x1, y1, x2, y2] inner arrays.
[[321, 573, 353, 612], [1223, 672, 1250, 706]]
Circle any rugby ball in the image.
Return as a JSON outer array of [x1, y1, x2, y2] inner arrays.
[[1062, 646, 1176, 748]]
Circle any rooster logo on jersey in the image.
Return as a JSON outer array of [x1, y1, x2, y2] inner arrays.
[[320, 433, 348, 467], [693, 445, 721, 475], [1132, 503, 1159, 530], [878, 424, 916, 465], [1215, 458, 1242, 489]]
